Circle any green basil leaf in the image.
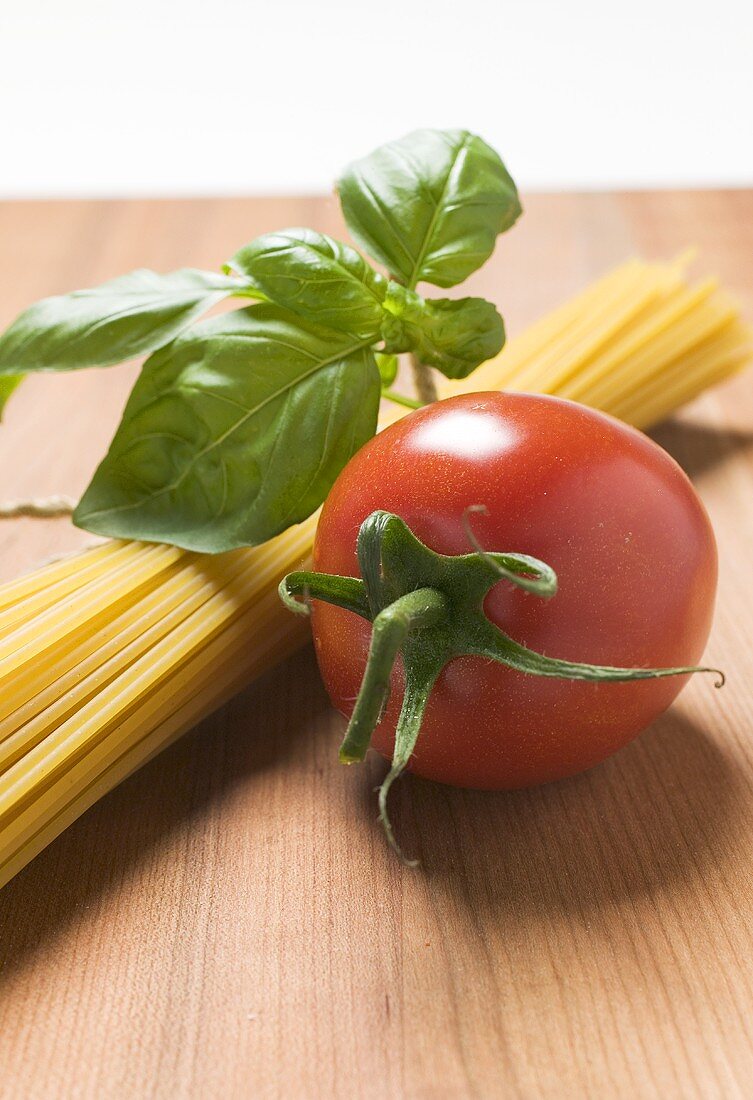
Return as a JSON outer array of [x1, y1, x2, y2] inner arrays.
[[381, 285, 505, 379], [374, 352, 399, 387], [0, 374, 23, 419], [226, 228, 387, 340], [338, 128, 521, 289], [74, 305, 381, 552], [0, 269, 250, 375]]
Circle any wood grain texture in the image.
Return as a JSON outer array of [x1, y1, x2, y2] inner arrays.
[[1, 192, 753, 1100]]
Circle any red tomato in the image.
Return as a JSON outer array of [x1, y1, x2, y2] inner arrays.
[[310, 392, 717, 789]]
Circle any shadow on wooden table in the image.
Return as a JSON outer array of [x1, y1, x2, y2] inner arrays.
[[371, 705, 739, 919], [649, 417, 753, 481]]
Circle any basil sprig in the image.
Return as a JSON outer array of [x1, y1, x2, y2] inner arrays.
[[0, 129, 520, 551]]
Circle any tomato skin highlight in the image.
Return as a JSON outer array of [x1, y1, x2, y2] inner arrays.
[[311, 392, 717, 790]]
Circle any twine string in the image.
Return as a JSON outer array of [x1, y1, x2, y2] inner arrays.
[[0, 495, 77, 519]]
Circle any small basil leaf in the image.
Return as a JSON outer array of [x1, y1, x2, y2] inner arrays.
[[74, 305, 381, 552], [381, 285, 505, 379], [226, 228, 387, 340], [375, 352, 399, 387], [338, 128, 521, 289], [0, 269, 250, 375], [412, 298, 505, 379], [0, 374, 23, 419]]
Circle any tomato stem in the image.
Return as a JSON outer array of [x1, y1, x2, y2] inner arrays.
[[278, 571, 371, 620], [377, 663, 442, 865], [279, 510, 724, 862], [339, 587, 448, 764]]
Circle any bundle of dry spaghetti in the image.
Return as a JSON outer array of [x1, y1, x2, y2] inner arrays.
[[0, 255, 750, 888]]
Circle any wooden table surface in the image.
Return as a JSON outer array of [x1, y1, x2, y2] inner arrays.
[[1, 191, 752, 1099]]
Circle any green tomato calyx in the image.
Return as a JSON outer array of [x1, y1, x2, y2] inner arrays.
[[279, 510, 723, 862]]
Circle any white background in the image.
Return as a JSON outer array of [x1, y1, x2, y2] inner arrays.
[[1, 0, 751, 197]]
